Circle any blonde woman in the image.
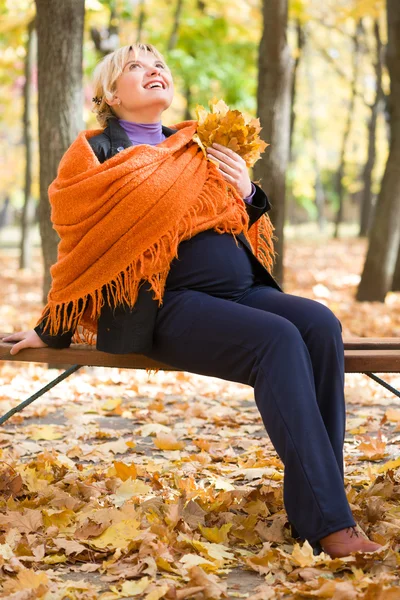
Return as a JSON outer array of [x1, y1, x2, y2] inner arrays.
[[4, 43, 382, 558]]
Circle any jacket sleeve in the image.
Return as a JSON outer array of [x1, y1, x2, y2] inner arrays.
[[245, 183, 271, 228], [96, 282, 158, 355], [34, 320, 75, 349], [34, 283, 158, 353], [34, 301, 83, 349]]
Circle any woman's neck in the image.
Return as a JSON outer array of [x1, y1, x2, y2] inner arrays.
[[118, 119, 165, 146]]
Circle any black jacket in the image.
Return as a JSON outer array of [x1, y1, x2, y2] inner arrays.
[[35, 118, 281, 354]]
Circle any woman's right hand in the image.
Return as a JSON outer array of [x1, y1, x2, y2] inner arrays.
[[2, 330, 48, 355]]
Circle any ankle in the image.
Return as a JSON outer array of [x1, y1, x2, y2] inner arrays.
[[321, 525, 360, 543]]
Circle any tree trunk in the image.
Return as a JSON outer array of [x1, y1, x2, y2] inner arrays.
[[304, 34, 325, 230], [20, 20, 36, 270], [35, 0, 84, 303], [168, 0, 184, 51], [137, 0, 146, 43], [392, 249, 400, 291], [90, 1, 119, 55], [357, 0, 400, 302], [184, 83, 192, 120], [334, 21, 361, 238], [289, 19, 304, 162], [359, 19, 383, 237], [254, 0, 292, 286]]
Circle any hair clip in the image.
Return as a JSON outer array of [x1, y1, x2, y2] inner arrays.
[[92, 96, 102, 105]]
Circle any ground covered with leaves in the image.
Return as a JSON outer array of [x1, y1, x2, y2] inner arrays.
[[1, 236, 400, 599]]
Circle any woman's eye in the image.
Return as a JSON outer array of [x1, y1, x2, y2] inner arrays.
[[128, 62, 166, 70]]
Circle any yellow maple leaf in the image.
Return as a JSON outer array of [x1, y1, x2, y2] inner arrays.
[[111, 460, 138, 481], [156, 556, 180, 573], [193, 97, 269, 168], [154, 433, 184, 451], [191, 539, 235, 564], [18, 465, 52, 494], [179, 553, 217, 571], [144, 584, 171, 600], [377, 457, 400, 473], [43, 508, 76, 530], [101, 397, 123, 411], [140, 423, 171, 436], [110, 477, 151, 507], [88, 519, 142, 550], [357, 434, 387, 461], [207, 475, 235, 491], [243, 499, 271, 517], [53, 538, 87, 556], [43, 552, 69, 564], [29, 424, 65, 440], [187, 565, 228, 598], [96, 438, 131, 455], [291, 541, 316, 567], [110, 577, 151, 596], [0, 543, 14, 560], [0, 508, 43, 533], [3, 568, 49, 592], [199, 523, 232, 543], [385, 408, 400, 422]]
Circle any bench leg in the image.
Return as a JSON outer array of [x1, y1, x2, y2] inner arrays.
[[0, 365, 82, 426], [364, 373, 400, 399]]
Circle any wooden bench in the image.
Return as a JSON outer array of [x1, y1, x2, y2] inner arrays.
[[0, 335, 399, 425]]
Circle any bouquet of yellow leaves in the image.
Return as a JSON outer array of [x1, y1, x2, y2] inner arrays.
[[193, 97, 269, 168], [192, 97, 275, 274]]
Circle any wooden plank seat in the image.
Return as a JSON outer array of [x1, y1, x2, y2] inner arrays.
[[0, 335, 399, 425], [1, 335, 400, 373]]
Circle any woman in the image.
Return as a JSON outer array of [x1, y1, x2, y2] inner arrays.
[[4, 43, 382, 558]]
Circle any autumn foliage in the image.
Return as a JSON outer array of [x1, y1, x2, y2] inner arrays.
[[1, 239, 400, 598], [193, 98, 269, 168]]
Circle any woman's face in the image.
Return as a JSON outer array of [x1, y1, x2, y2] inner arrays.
[[111, 50, 174, 120]]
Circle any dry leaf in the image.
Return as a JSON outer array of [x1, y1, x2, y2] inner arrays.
[[187, 565, 228, 599], [193, 97, 269, 167], [154, 433, 185, 451], [0, 508, 43, 534], [357, 433, 388, 461]]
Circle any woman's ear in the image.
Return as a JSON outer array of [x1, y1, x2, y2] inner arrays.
[[106, 97, 121, 107]]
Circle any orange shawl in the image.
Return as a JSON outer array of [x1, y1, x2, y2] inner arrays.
[[38, 120, 274, 342]]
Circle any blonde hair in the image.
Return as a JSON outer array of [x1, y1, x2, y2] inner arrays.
[[91, 43, 168, 128]]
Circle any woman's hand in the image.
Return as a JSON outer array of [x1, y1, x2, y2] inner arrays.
[[2, 330, 48, 355], [206, 143, 252, 199]]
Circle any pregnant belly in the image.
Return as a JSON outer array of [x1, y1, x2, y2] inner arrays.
[[165, 230, 255, 298]]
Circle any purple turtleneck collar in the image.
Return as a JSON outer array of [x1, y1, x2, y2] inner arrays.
[[118, 118, 256, 203], [118, 119, 166, 146]]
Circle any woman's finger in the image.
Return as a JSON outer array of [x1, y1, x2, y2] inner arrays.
[[9, 340, 28, 356], [3, 332, 26, 342], [207, 146, 238, 169], [212, 143, 245, 165], [220, 172, 235, 185], [213, 159, 236, 177]]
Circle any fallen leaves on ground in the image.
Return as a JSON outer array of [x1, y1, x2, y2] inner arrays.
[[0, 237, 400, 598]]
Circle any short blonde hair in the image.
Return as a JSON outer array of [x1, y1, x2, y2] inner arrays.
[[91, 43, 168, 128]]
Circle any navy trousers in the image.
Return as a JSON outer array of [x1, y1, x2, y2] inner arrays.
[[144, 284, 356, 544]]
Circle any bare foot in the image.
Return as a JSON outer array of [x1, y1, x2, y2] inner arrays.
[[320, 526, 382, 558]]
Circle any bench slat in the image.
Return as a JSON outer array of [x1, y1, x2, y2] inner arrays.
[[344, 350, 400, 373], [1, 335, 400, 373], [0, 340, 174, 371], [343, 338, 400, 350]]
